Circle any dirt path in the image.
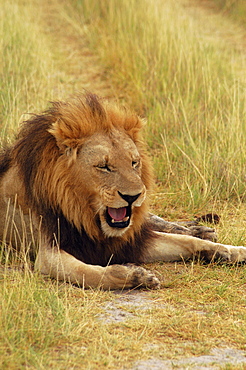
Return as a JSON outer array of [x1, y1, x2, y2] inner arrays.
[[38, 0, 116, 100], [184, 0, 246, 49], [182, 0, 246, 83]]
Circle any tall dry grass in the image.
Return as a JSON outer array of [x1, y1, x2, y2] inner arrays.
[[70, 0, 246, 209], [0, 1, 56, 140]]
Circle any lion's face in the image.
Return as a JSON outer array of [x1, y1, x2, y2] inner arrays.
[[76, 130, 146, 237]]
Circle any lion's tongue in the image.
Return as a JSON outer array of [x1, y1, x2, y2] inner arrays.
[[108, 207, 127, 222]]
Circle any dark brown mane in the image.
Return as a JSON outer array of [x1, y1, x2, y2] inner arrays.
[[44, 209, 154, 266], [0, 147, 12, 179]]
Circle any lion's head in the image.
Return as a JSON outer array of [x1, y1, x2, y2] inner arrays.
[[14, 93, 153, 242], [71, 129, 148, 238]]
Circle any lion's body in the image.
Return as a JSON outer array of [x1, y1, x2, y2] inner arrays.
[[0, 93, 246, 289]]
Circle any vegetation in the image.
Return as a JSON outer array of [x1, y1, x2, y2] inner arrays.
[[0, 1, 57, 140], [70, 0, 246, 209], [212, 0, 246, 24], [0, 0, 246, 369]]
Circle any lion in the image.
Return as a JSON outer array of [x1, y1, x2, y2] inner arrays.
[[0, 92, 245, 289]]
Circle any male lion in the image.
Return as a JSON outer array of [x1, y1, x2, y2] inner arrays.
[[0, 93, 245, 289]]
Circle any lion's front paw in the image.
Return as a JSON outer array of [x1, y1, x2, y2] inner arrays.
[[199, 245, 246, 263], [229, 246, 246, 263], [105, 264, 160, 290], [127, 265, 160, 289], [189, 225, 218, 242]]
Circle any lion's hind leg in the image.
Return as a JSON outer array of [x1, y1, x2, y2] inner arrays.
[[147, 213, 218, 242]]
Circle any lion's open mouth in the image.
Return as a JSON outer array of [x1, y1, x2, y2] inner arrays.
[[106, 206, 131, 228]]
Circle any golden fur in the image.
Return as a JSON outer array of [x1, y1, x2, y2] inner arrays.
[[0, 92, 246, 290], [28, 94, 153, 241]]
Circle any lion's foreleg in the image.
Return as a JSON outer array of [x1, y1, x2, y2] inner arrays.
[[35, 245, 160, 290], [144, 231, 246, 263]]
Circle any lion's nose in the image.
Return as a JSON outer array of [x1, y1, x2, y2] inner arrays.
[[118, 192, 141, 205]]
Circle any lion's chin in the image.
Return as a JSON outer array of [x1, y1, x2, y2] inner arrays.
[[100, 220, 131, 238]]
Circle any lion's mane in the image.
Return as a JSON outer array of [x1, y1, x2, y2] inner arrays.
[[1, 93, 155, 266]]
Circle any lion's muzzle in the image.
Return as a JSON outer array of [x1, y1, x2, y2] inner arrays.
[[118, 192, 141, 205]]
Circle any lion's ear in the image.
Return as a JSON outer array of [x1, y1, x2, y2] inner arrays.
[[124, 117, 146, 142], [48, 119, 83, 152]]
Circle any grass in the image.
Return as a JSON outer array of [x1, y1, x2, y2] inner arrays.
[[70, 0, 246, 208], [0, 0, 246, 369], [0, 268, 115, 369], [0, 1, 57, 140], [1, 264, 246, 369], [212, 0, 246, 24]]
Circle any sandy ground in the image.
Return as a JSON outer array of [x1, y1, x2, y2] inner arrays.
[[96, 290, 246, 369]]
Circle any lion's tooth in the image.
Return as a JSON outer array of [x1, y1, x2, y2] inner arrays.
[[111, 216, 129, 224]]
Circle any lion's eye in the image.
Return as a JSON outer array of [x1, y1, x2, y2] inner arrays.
[[96, 164, 112, 172], [132, 160, 140, 169]]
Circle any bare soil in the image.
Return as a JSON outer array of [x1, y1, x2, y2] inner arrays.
[[183, 0, 246, 54], [40, 0, 117, 99]]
